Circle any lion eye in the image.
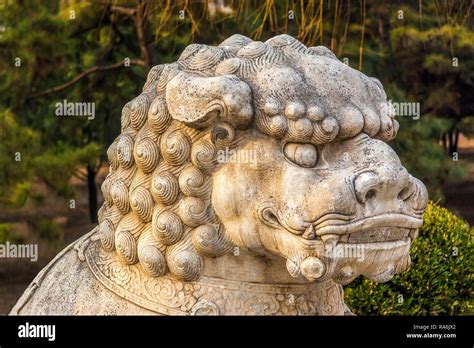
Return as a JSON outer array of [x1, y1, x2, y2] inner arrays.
[[283, 143, 318, 168]]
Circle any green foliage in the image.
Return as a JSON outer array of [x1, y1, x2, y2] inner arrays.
[[0, 223, 25, 244], [0, 0, 68, 106], [6, 181, 31, 208], [459, 117, 474, 137], [385, 82, 465, 200], [34, 219, 62, 246], [34, 143, 101, 197], [392, 115, 466, 201], [0, 224, 11, 244], [0, 0, 144, 211], [389, 12, 474, 121], [0, 109, 101, 205], [0, 110, 40, 206], [345, 202, 473, 315]]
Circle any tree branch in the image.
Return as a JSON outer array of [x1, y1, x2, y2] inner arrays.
[[73, 171, 88, 181], [0, 208, 73, 223], [69, 22, 101, 38], [110, 5, 137, 16], [134, 0, 158, 69], [89, 0, 157, 69], [27, 59, 146, 100]]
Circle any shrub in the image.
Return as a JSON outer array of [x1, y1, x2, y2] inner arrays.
[[344, 201, 473, 315]]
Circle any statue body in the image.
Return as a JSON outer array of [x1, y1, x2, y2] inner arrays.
[[11, 34, 428, 315]]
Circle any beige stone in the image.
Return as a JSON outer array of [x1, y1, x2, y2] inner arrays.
[[11, 34, 428, 315]]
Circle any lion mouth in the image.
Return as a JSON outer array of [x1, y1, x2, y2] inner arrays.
[[339, 226, 415, 243], [259, 205, 422, 246], [299, 213, 422, 242], [264, 212, 422, 283]]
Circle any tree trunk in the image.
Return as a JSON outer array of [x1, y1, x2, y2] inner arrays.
[[445, 127, 461, 156], [448, 128, 454, 156], [441, 132, 447, 153], [135, 0, 158, 69], [87, 164, 98, 223], [453, 127, 460, 155]]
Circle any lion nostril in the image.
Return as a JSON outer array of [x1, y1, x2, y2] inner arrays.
[[353, 170, 413, 205], [365, 189, 377, 201], [397, 188, 408, 201], [353, 171, 380, 204], [397, 180, 415, 201]]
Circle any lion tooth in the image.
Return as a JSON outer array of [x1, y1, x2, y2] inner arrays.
[[339, 234, 349, 243], [320, 233, 339, 243], [302, 224, 316, 240]]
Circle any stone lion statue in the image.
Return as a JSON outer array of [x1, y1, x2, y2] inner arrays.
[[11, 34, 428, 315]]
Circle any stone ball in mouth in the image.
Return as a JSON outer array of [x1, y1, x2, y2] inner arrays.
[[290, 213, 423, 283]]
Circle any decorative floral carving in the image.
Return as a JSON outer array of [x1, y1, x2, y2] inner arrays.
[[85, 233, 345, 315]]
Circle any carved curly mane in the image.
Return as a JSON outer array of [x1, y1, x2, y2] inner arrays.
[[98, 34, 398, 281]]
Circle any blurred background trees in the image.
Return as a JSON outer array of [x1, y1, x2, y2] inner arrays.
[[1, 0, 472, 221]]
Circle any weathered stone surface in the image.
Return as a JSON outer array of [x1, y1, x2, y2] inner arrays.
[[11, 34, 428, 315]]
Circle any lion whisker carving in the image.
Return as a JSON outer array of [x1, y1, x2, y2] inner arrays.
[[315, 213, 424, 235], [309, 212, 357, 224]]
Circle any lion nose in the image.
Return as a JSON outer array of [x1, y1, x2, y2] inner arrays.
[[353, 168, 415, 205]]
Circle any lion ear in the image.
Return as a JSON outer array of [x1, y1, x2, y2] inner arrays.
[[165, 71, 254, 129]]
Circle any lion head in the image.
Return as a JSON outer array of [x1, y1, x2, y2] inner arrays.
[[98, 34, 428, 285]]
